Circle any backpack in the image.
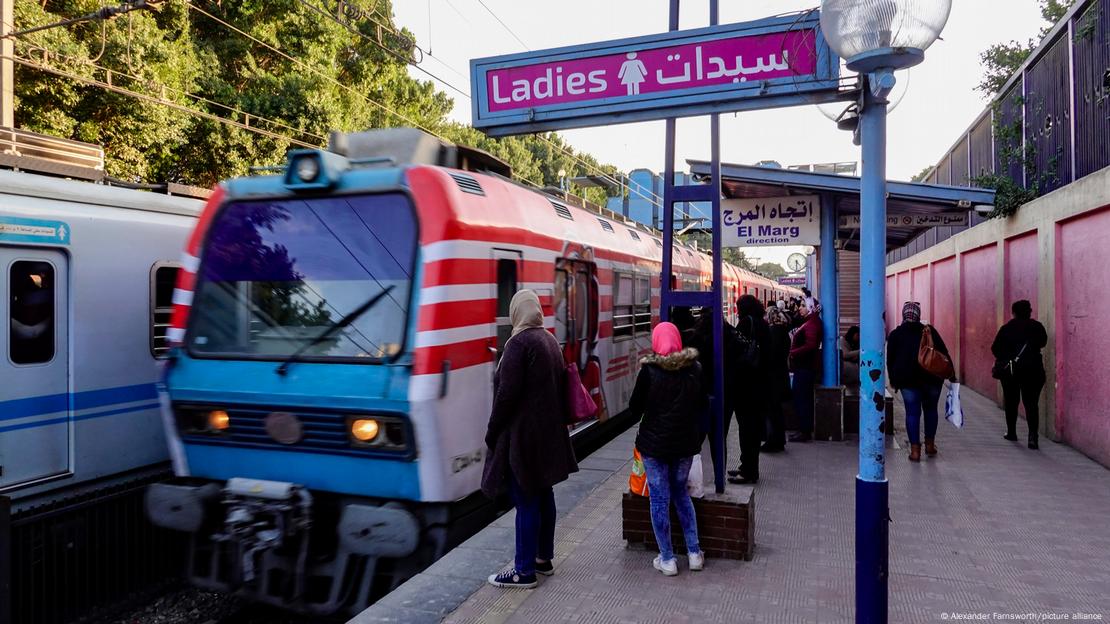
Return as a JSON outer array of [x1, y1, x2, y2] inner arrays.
[[918, 325, 954, 380], [733, 317, 761, 371]]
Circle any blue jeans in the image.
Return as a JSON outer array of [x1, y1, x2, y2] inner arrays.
[[792, 368, 817, 433], [641, 455, 700, 562], [901, 385, 941, 445], [507, 476, 556, 576]]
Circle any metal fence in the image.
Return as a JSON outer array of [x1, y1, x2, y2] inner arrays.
[[889, 0, 1110, 263]]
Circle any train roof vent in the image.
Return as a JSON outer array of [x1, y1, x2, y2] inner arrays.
[[597, 218, 614, 233], [550, 199, 574, 220], [653, 238, 663, 248], [628, 230, 641, 241], [448, 171, 485, 195]]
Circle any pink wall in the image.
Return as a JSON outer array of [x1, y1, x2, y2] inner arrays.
[[911, 266, 932, 323], [931, 257, 958, 370], [1004, 232, 1039, 318], [885, 275, 898, 336], [960, 245, 999, 400], [1057, 209, 1110, 467], [896, 271, 912, 327]]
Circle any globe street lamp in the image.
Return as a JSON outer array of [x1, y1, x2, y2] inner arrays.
[[819, 1, 951, 623]]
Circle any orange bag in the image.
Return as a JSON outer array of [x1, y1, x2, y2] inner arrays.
[[918, 324, 955, 380], [629, 448, 649, 496]]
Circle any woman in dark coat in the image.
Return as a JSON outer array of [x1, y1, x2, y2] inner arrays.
[[482, 290, 578, 588], [788, 301, 823, 442], [991, 300, 1048, 449], [628, 322, 704, 576], [728, 295, 771, 484], [887, 301, 954, 462], [762, 306, 792, 452]]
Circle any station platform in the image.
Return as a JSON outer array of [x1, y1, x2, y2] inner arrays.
[[351, 387, 1110, 623]]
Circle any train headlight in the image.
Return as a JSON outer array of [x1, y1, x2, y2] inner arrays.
[[208, 410, 231, 432], [294, 155, 320, 183], [350, 418, 380, 443]]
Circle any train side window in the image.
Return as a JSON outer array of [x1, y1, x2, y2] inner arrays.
[[151, 263, 180, 358], [10, 261, 55, 365], [496, 259, 517, 318], [613, 272, 634, 339], [554, 269, 568, 344], [574, 271, 589, 341], [633, 275, 651, 335]]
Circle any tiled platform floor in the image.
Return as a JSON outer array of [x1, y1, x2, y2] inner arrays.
[[359, 386, 1110, 623]]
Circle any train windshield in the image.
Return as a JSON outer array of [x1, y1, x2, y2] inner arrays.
[[188, 193, 416, 361]]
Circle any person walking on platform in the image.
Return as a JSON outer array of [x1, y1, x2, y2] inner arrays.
[[761, 305, 792, 453], [788, 301, 823, 443], [482, 290, 579, 589], [991, 300, 1048, 449], [628, 322, 705, 576], [728, 296, 771, 484], [887, 301, 954, 462]]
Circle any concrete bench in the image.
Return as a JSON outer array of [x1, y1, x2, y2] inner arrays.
[[621, 487, 754, 561]]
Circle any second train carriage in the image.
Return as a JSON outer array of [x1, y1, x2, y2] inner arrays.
[[147, 128, 798, 613]]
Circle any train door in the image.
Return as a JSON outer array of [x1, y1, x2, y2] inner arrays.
[[555, 259, 596, 368], [0, 247, 70, 489], [492, 249, 522, 363]]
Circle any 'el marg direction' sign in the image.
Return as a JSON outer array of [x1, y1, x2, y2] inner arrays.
[[471, 13, 842, 136]]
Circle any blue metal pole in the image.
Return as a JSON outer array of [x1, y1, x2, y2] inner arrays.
[[708, 0, 725, 495], [857, 76, 890, 624], [819, 194, 840, 387]]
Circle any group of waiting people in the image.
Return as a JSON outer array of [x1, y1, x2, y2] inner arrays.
[[481, 287, 1047, 587]]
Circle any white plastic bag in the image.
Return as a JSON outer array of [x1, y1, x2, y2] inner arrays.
[[945, 382, 964, 429], [686, 455, 705, 498]]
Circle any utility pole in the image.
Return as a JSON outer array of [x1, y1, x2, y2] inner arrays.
[[1, 0, 13, 128]]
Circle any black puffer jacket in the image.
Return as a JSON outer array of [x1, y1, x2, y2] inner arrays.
[[630, 348, 704, 461], [991, 318, 1048, 381], [887, 321, 951, 390]]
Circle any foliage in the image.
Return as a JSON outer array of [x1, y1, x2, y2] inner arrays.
[[13, 0, 623, 198], [752, 262, 787, 279], [970, 172, 1040, 219], [975, 0, 1076, 97], [910, 166, 933, 183]]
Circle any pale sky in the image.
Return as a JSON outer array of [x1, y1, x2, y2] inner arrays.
[[392, 1, 1047, 266]]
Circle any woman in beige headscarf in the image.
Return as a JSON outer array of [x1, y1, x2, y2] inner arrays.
[[482, 290, 578, 588]]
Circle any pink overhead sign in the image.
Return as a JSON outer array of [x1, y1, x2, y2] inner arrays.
[[485, 30, 818, 113], [470, 14, 840, 136]]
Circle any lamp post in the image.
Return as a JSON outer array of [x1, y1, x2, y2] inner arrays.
[[819, 1, 951, 622]]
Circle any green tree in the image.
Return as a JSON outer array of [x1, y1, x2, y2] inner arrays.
[[752, 262, 787, 279], [12, 0, 624, 199], [976, 0, 1076, 96], [911, 166, 933, 182]]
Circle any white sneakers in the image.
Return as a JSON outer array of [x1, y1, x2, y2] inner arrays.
[[653, 555, 678, 576], [688, 551, 704, 571], [653, 552, 705, 576]]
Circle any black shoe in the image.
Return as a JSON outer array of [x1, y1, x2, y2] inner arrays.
[[761, 443, 785, 453], [1003, 433, 1018, 441], [534, 560, 554, 576], [728, 476, 759, 485], [1028, 439, 1039, 450], [789, 432, 812, 443], [488, 568, 538, 588], [727, 468, 742, 477]]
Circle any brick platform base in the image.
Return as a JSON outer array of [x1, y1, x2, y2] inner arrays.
[[621, 488, 754, 561]]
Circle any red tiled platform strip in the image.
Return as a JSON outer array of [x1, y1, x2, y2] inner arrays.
[[621, 487, 754, 560]]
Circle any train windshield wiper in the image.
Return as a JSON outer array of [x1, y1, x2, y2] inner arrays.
[[275, 285, 395, 376]]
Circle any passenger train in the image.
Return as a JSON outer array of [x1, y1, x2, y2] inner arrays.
[[0, 167, 201, 622], [147, 128, 797, 614]]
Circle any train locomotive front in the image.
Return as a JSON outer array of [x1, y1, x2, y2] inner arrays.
[[146, 131, 509, 614]]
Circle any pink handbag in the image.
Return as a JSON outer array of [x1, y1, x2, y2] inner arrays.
[[566, 362, 598, 424]]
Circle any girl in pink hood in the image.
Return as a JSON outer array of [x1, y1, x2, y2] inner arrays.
[[627, 322, 705, 576]]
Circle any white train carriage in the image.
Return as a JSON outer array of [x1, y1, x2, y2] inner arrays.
[[0, 170, 201, 510]]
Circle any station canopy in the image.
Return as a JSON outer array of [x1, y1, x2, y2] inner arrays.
[[687, 160, 996, 251]]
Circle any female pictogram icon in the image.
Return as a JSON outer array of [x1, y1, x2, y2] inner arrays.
[[618, 52, 648, 95]]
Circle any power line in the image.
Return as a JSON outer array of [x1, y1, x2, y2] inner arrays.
[[7, 51, 321, 149], [473, 0, 530, 50], [13, 39, 330, 146]]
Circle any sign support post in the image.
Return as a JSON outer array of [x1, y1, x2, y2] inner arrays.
[[820, 193, 840, 387]]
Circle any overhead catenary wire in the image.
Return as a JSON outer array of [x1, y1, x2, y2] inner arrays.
[[473, 0, 530, 50]]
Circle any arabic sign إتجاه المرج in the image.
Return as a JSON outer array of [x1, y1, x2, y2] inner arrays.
[[0, 216, 70, 245], [837, 213, 969, 229], [471, 13, 841, 136], [721, 195, 820, 247]]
